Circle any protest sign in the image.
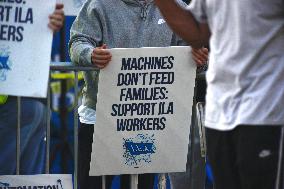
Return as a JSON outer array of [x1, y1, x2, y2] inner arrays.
[[90, 46, 196, 175], [61, 0, 85, 16], [0, 174, 73, 189], [0, 0, 55, 97]]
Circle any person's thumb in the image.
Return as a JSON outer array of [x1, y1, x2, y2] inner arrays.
[[101, 44, 107, 49], [56, 3, 64, 9]]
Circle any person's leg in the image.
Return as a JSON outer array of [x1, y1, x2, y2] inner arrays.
[[169, 135, 191, 189], [169, 171, 190, 189], [120, 174, 130, 189], [20, 99, 47, 174], [235, 125, 283, 189], [78, 123, 102, 189], [205, 128, 241, 189], [120, 174, 155, 189], [138, 173, 155, 189], [0, 97, 46, 175], [0, 98, 18, 175], [105, 175, 114, 189]]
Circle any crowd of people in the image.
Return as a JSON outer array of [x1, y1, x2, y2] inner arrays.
[[1, 0, 283, 189]]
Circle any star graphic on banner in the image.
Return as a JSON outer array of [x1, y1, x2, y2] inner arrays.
[[0, 55, 10, 70]]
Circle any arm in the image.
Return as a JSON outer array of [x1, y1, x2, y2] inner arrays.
[[154, 0, 210, 48], [48, 3, 64, 32], [69, 0, 111, 68]]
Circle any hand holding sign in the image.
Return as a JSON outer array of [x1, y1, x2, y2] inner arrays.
[[91, 44, 112, 69], [48, 3, 65, 32], [191, 47, 208, 67]]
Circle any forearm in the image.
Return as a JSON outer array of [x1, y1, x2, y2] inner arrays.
[[155, 0, 209, 48], [69, 36, 95, 66], [68, 0, 103, 67]]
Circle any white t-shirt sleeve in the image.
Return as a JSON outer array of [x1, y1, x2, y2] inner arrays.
[[187, 0, 208, 23]]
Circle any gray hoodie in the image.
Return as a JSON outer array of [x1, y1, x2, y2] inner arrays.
[[69, 0, 187, 111]]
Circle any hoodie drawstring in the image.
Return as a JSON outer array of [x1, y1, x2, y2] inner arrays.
[[140, 4, 149, 21]]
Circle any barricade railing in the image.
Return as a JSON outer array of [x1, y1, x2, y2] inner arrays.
[[14, 62, 207, 189], [50, 62, 97, 189]]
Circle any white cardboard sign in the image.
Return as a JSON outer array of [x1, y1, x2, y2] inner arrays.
[[0, 0, 55, 97], [0, 174, 73, 189], [90, 46, 196, 175]]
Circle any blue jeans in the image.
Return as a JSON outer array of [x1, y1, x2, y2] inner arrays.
[[0, 97, 46, 175]]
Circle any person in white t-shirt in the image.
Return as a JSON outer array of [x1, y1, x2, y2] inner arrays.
[[154, 0, 284, 188]]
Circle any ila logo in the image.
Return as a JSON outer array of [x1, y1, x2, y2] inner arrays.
[[0, 47, 12, 82], [123, 134, 156, 168]]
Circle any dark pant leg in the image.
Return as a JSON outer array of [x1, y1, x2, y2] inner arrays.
[[20, 99, 47, 174], [120, 174, 130, 189], [235, 125, 283, 189], [138, 173, 155, 189], [78, 123, 102, 189], [105, 175, 114, 189], [0, 98, 47, 175], [205, 128, 241, 189], [120, 174, 155, 189]]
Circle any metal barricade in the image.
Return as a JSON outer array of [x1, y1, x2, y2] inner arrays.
[[14, 62, 208, 189], [50, 62, 87, 189], [14, 62, 169, 189]]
